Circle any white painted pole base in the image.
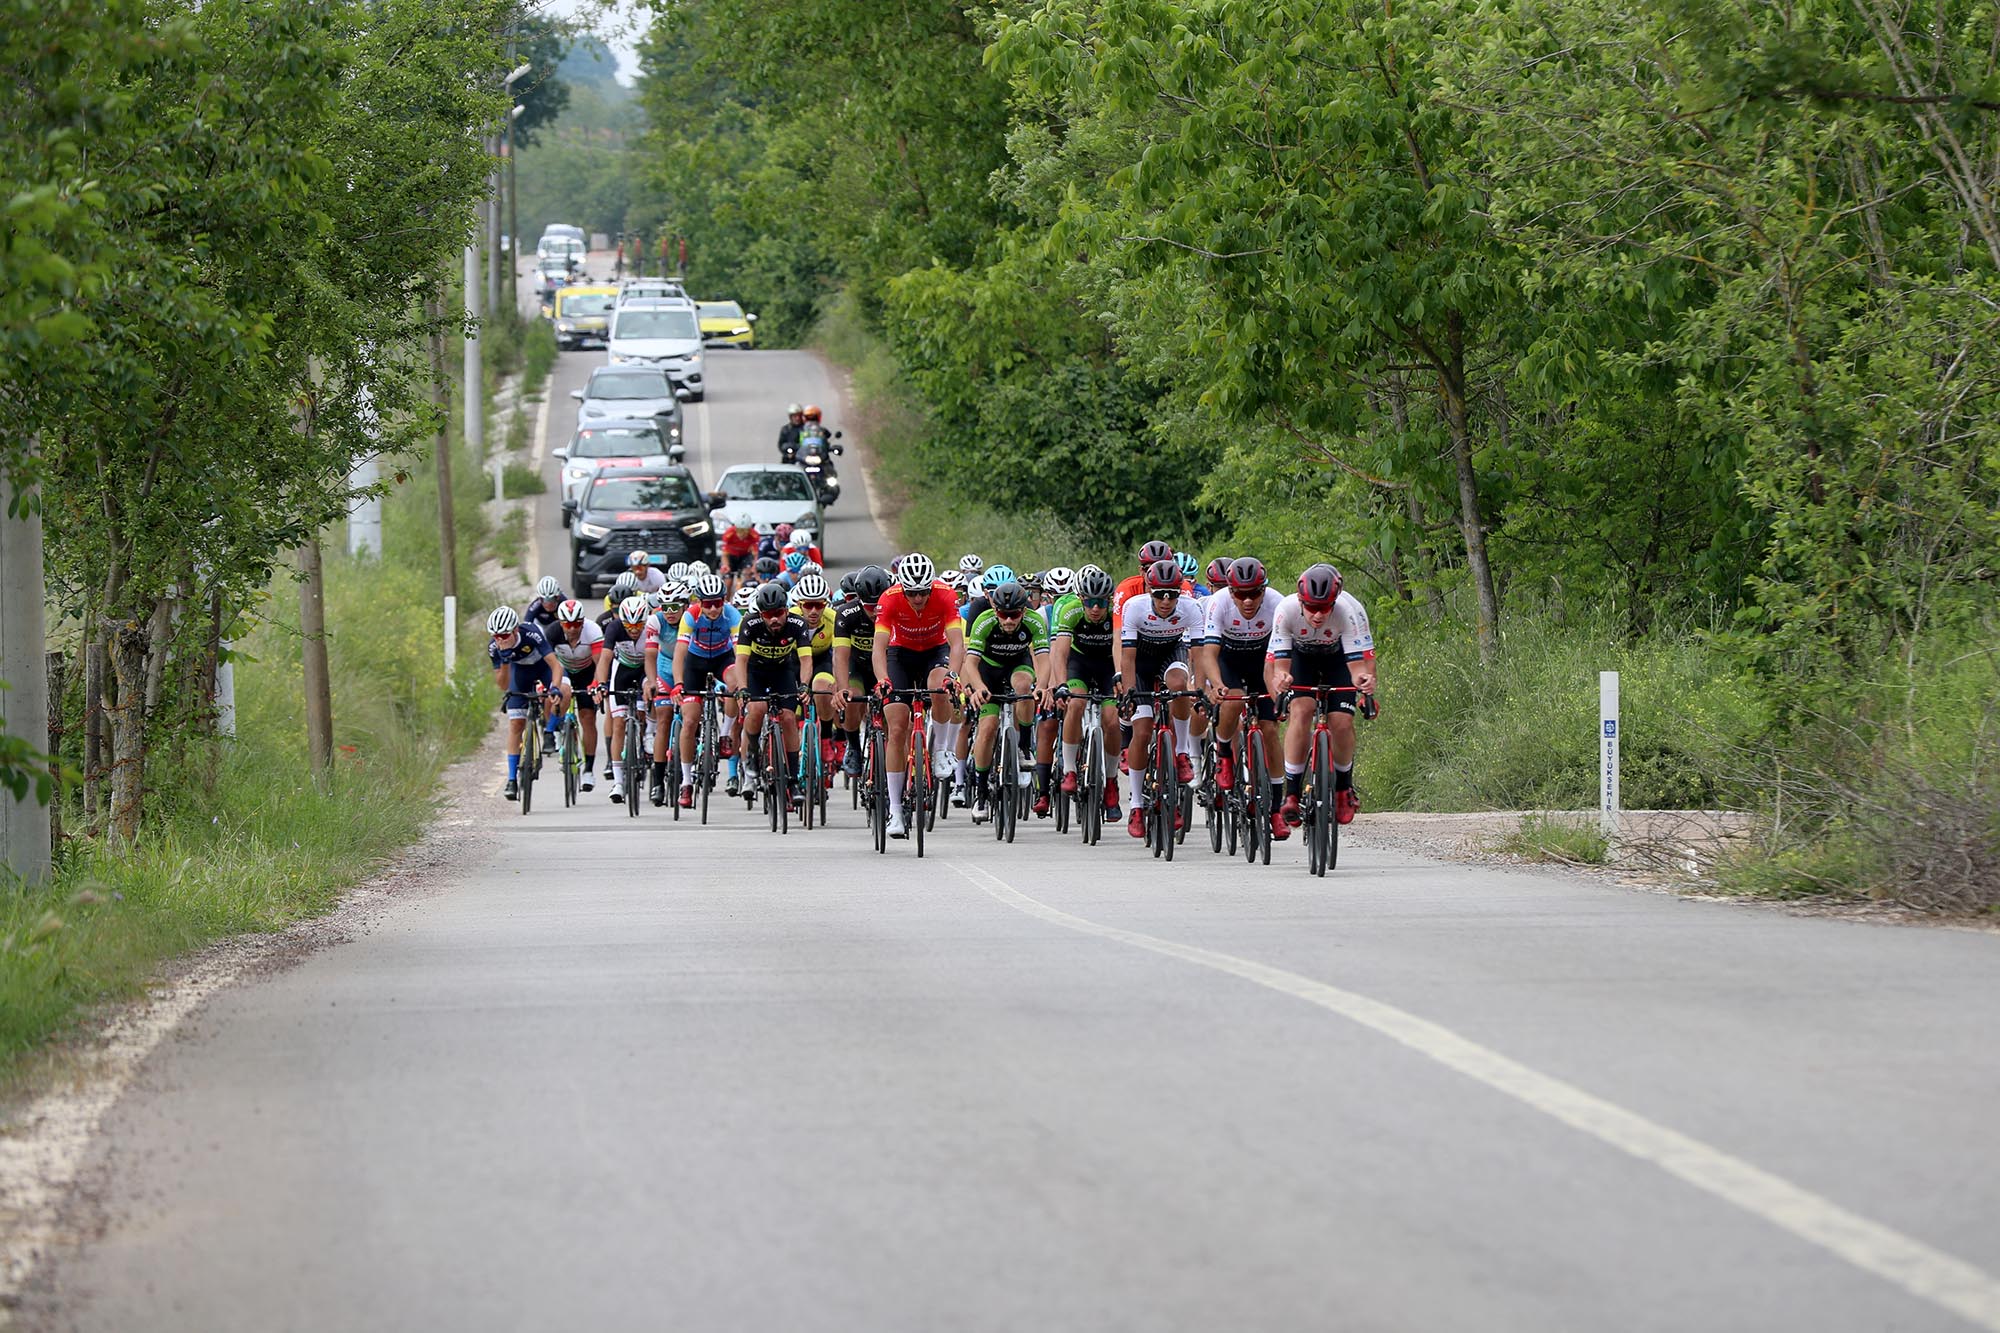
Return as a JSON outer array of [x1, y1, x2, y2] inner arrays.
[[216, 651, 236, 738], [1600, 670, 1621, 836], [444, 595, 458, 684]]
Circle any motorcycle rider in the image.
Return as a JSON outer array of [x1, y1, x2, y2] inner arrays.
[[778, 403, 806, 462]]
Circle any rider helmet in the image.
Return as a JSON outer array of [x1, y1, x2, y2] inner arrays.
[[802, 405, 822, 422], [610, 571, 640, 600], [617, 595, 648, 625], [686, 559, 711, 577], [626, 550, 651, 570], [988, 581, 1029, 613], [666, 561, 691, 583], [786, 402, 803, 416], [783, 551, 806, 573], [1206, 556, 1232, 587], [535, 575, 562, 601], [957, 553, 985, 577], [1138, 539, 1174, 570], [1227, 556, 1268, 594], [983, 564, 1015, 590], [1075, 565, 1113, 600], [792, 572, 829, 603], [896, 553, 936, 590], [1175, 551, 1200, 582], [1145, 560, 1184, 594], [940, 569, 967, 594], [754, 581, 791, 614], [753, 555, 782, 579], [732, 585, 756, 611], [855, 565, 892, 603], [774, 522, 794, 541], [486, 606, 520, 636], [1043, 566, 1076, 596], [693, 573, 727, 602], [1297, 564, 1343, 611], [555, 598, 587, 624]]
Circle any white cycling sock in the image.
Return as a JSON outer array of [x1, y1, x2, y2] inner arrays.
[[1173, 716, 1194, 757], [1335, 760, 1353, 773], [720, 714, 735, 739], [1128, 768, 1145, 809], [1061, 740, 1078, 771], [888, 770, 906, 817], [1285, 760, 1306, 778]]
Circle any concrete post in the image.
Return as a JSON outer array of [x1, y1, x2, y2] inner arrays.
[[1, 478, 52, 887]]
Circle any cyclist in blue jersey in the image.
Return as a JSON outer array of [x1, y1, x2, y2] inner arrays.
[[672, 572, 745, 808], [642, 581, 689, 805], [488, 606, 566, 800]]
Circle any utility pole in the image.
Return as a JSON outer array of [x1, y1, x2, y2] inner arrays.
[[507, 119, 520, 316], [0, 468, 52, 888], [298, 536, 334, 779], [486, 133, 501, 319], [347, 374, 382, 558], [464, 243, 483, 460]]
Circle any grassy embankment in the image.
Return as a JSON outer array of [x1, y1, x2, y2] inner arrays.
[[0, 317, 540, 1086], [814, 298, 2000, 910]]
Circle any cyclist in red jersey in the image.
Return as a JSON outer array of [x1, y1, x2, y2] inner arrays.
[[1114, 539, 1192, 613], [870, 553, 967, 839]]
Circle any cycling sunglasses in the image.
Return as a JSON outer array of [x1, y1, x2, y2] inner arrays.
[[1082, 597, 1111, 609], [1150, 590, 1182, 602], [699, 598, 725, 610]]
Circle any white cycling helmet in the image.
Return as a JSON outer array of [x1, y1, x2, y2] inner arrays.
[[940, 569, 966, 593], [792, 572, 829, 602], [732, 585, 756, 611], [666, 561, 692, 583], [535, 575, 562, 600], [897, 552, 936, 589], [610, 571, 640, 599], [1044, 565, 1076, 596], [958, 553, 985, 575], [626, 550, 651, 569], [693, 573, 726, 601], [787, 401, 803, 415], [792, 528, 815, 547], [617, 595, 648, 624], [487, 606, 520, 635], [555, 598, 586, 624], [686, 559, 711, 577], [733, 511, 754, 529]]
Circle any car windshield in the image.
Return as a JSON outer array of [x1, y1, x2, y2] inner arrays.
[[723, 470, 814, 502], [590, 475, 700, 510], [573, 426, 664, 458], [558, 292, 615, 317], [699, 301, 744, 319], [589, 371, 671, 399], [613, 308, 699, 340]]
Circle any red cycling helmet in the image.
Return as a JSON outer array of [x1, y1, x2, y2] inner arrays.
[[1297, 564, 1343, 611], [1138, 539, 1174, 571], [1145, 560, 1183, 593], [1227, 556, 1268, 594], [1205, 556, 1231, 586]]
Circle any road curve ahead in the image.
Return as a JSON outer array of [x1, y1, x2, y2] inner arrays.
[[15, 343, 2000, 1333]]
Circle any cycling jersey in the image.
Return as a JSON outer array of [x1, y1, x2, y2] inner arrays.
[[1051, 600, 1116, 657], [1270, 591, 1374, 660], [832, 602, 877, 657], [601, 618, 648, 673], [677, 604, 743, 657], [1114, 571, 1193, 614], [874, 581, 963, 650], [720, 525, 758, 558], [547, 618, 604, 675], [1201, 588, 1282, 652], [521, 594, 565, 634], [736, 613, 812, 669], [965, 607, 1049, 670], [1043, 592, 1077, 637], [1119, 593, 1202, 653], [794, 603, 836, 662], [490, 623, 555, 696], [643, 611, 680, 689]]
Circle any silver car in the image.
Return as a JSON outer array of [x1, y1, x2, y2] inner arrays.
[[554, 418, 685, 510], [712, 464, 825, 558], [570, 366, 688, 445]]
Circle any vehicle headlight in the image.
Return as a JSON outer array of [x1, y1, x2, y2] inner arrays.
[[576, 521, 610, 539], [668, 426, 681, 438], [733, 326, 750, 336], [607, 353, 628, 365], [798, 512, 818, 528], [565, 466, 590, 481], [556, 320, 574, 331], [682, 520, 711, 538]]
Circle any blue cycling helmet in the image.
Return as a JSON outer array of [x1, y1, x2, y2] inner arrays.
[[983, 564, 1016, 591], [784, 551, 806, 573], [1175, 551, 1200, 581]]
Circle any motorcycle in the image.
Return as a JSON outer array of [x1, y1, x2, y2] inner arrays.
[[796, 425, 844, 505]]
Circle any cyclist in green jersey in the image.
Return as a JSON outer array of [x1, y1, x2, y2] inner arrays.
[[1048, 564, 1123, 819], [963, 580, 1052, 823]]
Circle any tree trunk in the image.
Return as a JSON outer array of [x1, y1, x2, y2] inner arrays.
[[1386, 386, 1447, 625], [46, 650, 65, 855], [1438, 316, 1500, 661], [82, 614, 103, 820], [299, 536, 334, 779], [106, 614, 150, 845], [141, 591, 173, 719], [428, 297, 459, 602]]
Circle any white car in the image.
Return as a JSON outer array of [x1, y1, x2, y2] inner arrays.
[[605, 300, 705, 400], [553, 418, 685, 510], [712, 464, 825, 557]]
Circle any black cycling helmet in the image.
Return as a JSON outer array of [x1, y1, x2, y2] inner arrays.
[[838, 570, 860, 597], [854, 564, 892, 603], [988, 580, 1029, 613], [754, 555, 782, 579], [1138, 539, 1174, 570], [1227, 556, 1268, 594], [754, 581, 791, 614], [1298, 563, 1343, 610], [1145, 560, 1183, 593]]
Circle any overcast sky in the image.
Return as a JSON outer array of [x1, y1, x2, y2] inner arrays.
[[545, 0, 645, 85]]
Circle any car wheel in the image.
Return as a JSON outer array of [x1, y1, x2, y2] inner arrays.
[[691, 392, 706, 403]]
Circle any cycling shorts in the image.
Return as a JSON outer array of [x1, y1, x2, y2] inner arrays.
[[886, 643, 950, 694], [721, 549, 754, 574], [680, 649, 734, 696], [845, 656, 879, 694], [977, 658, 1034, 718], [1217, 648, 1278, 722], [1131, 649, 1192, 720], [606, 661, 646, 718], [1064, 652, 1117, 699], [502, 690, 550, 721], [563, 664, 598, 700], [742, 665, 802, 712], [1287, 650, 1357, 716]]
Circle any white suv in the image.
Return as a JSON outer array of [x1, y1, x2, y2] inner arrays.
[[605, 299, 705, 401]]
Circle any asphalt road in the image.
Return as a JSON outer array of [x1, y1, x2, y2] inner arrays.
[[17, 291, 2000, 1332]]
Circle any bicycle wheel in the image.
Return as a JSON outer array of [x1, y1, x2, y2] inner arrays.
[[1159, 732, 1177, 863], [623, 712, 641, 817], [519, 711, 537, 815], [1324, 735, 1341, 874], [912, 728, 928, 858], [996, 729, 1015, 843], [1205, 736, 1223, 854], [561, 714, 579, 808], [1247, 729, 1269, 866], [869, 726, 887, 853], [776, 726, 790, 835], [1081, 733, 1101, 846], [798, 714, 816, 832], [1310, 729, 1333, 877]]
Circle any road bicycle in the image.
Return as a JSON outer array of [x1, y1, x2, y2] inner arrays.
[[1054, 682, 1118, 846], [556, 693, 584, 809], [609, 685, 644, 817], [1201, 690, 1277, 866], [980, 689, 1034, 844], [881, 685, 941, 857], [1128, 687, 1205, 860], [795, 693, 828, 831], [1277, 684, 1375, 876], [694, 684, 727, 826], [862, 695, 890, 854], [517, 685, 550, 816]]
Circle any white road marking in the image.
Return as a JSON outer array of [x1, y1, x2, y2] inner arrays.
[[946, 860, 2000, 1332]]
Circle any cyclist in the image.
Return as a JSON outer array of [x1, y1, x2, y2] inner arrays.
[[642, 581, 690, 805], [871, 553, 967, 840], [735, 580, 814, 807], [1049, 565, 1123, 820], [602, 569, 641, 615], [522, 575, 566, 634], [1115, 540, 1178, 613], [832, 565, 889, 778], [627, 550, 666, 596], [1118, 560, 1203, 838], [791, 527, 824, 566], [547, 599, 604, 793], [720, 513, 759, 589], [963, 580, 1052, 823], [487, 606, 565, 801], [751, 555, 783, 589], [1196, 556, 1289, 842], [1270, 564, 1376, 827], [593, 595, 653, 802], [672, 572, 745, 808], [1204, 556, 1232, 594], [790, 571, 842, 783], [957, 553, 985, 584], [1175, 551, 1207, 598]]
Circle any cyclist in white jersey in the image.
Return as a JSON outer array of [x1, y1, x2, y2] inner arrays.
[[546, 600, 604, 791], [1268, 563, 1376, 827], [1117, 560, 1204, 839]]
